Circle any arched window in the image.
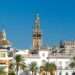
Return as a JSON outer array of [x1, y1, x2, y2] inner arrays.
[[66, 72, 68, 75]]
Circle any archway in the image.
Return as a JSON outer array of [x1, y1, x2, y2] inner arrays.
[[72, 72, 75, 75]]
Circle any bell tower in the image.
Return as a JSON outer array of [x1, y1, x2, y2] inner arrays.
[[32, 14, 42, 50]]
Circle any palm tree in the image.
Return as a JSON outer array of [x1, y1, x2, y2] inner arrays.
[[8, 55, 26, 75], [45, 63, 56, 75], [40, 66, 46, 75], [30, 62, 38, 75], [15, 55, 25, 75], [20, 62, 27, 71], [44, 62, 50, 75], [69, 62, 75, 69], [69, 57, 75, 75], [9, 61, 15, 71], [8, 62, 15, 75], [8, 71, 15, 75], [69, 57, 75, 71], [0, 67, 6, 75]]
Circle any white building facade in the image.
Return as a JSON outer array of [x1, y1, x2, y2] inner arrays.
[[16, 14, 75, 75]]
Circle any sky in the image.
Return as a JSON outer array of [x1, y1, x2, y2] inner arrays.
[[0, 0, 75, 48]]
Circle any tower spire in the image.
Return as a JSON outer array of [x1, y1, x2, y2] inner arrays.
[[32, 13, 42, 50], [34, 13, 40, 32], [2, 29, 7, 40]]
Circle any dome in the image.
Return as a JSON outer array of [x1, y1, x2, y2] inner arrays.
[[0, 40, 10, 45]]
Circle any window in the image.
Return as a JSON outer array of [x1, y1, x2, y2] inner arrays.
[[0, 52, 6, 57], [1, 52, 6, 57]]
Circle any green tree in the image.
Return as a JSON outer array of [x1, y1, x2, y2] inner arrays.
[[9, 61, 15, 71], [0, 67, 6, 75], [8, 56, 27, 75], [8, 71, 15, 75], [8, 62, 15, 75], [69, 57, 75, 69], [40, 66, 46, 75], [15, 55, 25, 75], [20, 62, 27, 71], [45, 63, 56, 75], [30, 62, 38, 75], [8, 55, 27, 75]]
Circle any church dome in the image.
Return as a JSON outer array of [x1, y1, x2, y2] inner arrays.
[[0, 39, 10, 45]]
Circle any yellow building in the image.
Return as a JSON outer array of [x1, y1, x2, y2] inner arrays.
[[0, 29, 12, 74]]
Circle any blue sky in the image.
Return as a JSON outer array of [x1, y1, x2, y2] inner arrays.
[[0, 0, 75, 48]]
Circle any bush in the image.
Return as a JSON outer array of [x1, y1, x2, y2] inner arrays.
[[8, 71, 15, 75]]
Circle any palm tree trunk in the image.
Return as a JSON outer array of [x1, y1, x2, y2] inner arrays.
[[49, 72, 51, 75], [46, 71, 47, 75], [32, 71, 34, 75], [16, 64, 19, 75], [35, 71, 36, 75], [50, 71, 53, 75]]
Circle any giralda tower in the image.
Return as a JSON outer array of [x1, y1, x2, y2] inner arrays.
[[32, 14, 42, 50]]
